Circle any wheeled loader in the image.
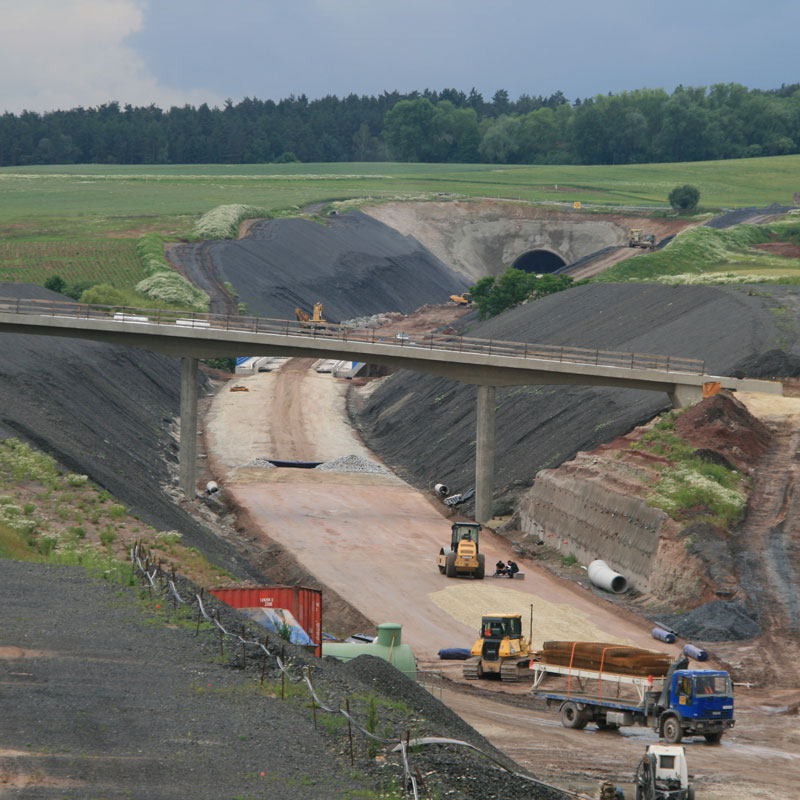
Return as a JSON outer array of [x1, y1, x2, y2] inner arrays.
[[436, 522, 485, 579], [462, 613, 533, 681]]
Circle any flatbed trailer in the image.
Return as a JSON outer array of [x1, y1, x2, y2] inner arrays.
[[530, 656, 735, 743]]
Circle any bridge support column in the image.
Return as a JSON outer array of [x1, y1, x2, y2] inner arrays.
[[475, 385, 496, 524], [668, 383, 702, 409], [179, 356, 199, 498]]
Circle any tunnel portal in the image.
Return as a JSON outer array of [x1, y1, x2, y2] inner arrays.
[[511, 249, 567, 274]]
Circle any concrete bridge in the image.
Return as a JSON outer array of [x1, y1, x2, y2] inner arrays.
[[0, 297, 782, 522]]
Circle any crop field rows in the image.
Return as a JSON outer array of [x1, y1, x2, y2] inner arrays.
[[0, 239, 145, 289]]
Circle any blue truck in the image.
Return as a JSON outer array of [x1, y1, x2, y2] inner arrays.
[[530, 655, 735, 743]]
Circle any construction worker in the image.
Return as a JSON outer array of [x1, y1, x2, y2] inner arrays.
[[493, 560, 508, 577], [506, 560, 519, 579]]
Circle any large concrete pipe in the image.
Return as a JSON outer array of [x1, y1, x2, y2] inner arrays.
[[588, 560, 628, 594]]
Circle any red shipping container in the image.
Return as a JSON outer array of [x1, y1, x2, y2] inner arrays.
[[209, 586, 322, 657]]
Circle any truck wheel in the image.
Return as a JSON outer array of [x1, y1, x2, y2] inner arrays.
[[661, 716, 683, 744], [475, 554, 485, 579], [704, 731, 723, 744], [445, 552, 457, 578], [560, 702, 588, 730]]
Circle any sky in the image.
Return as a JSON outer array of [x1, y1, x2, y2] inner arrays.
[[1, 0, 797, 115]]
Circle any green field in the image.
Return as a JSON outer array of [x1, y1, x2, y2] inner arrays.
[[1, 156, 799, 238], [0, 156, 798, 295]]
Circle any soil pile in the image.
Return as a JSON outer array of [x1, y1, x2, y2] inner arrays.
[[659, 600, 762, 641], [675, 391, 772, 472], [170, 211, 470, 319]]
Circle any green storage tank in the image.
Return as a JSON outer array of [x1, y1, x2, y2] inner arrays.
[[322, 623, 416, 680]]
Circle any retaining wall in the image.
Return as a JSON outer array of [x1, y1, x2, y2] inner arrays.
[[518, 469, 668, 591]]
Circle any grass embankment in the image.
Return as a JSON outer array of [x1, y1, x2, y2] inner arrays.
[[630, 412, 747, 529], [597, 215, 800, 284], [0, 437, 232, 586], [1, 156, 797, 301]]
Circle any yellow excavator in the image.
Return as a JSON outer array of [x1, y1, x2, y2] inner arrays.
[[295, 302, 327, 327], [462, 612, 534, 681], [437, 522, 485, 579], [449, 291, 472, 306]]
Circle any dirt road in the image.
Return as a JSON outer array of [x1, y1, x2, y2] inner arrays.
[[203, 361, 800, 798]]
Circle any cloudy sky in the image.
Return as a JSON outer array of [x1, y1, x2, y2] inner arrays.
[[1, 0, 797, 114]]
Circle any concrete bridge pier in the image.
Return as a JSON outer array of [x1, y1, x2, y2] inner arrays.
[[179, 356, 199, 498], [475, 385, 496, 524], [669, 383, 703, 408]]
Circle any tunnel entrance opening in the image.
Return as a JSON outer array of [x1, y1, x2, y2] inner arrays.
[[511, 250, 566, 274]]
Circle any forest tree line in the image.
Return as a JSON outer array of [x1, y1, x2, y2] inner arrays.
[[1, 83, 798, 167]]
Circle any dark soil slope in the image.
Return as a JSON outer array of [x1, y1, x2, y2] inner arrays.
[[0, 283, 262, 580], [170, 211, 471, 319], [351, 283, 798, 514]]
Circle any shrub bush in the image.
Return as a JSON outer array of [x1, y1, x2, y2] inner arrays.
[[669, 184, 700, 211]]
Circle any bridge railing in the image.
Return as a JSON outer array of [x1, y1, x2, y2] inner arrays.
[[0, 296, 706, 375]]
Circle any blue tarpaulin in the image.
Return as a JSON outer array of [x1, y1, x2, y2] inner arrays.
[[238, 607, 316, 646]]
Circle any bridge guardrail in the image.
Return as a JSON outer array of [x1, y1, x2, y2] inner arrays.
[[0, 296, 706, 375]]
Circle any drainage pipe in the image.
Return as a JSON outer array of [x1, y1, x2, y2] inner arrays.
[[683, 644, 708, 662], [434, 483, 449, 497], [652, 627, 676, 644], [587, 560, 628, 594]]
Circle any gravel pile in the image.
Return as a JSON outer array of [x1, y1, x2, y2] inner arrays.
[[659, 600, 762, 641], [315, 454, 390, 474], [241, 458, 277, 468]]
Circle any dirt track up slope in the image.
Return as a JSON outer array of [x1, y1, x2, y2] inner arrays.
[[350, 282, 797, 515], [169, 211, 471, 320]]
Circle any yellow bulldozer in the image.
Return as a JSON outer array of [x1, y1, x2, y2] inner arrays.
[[462, 612, 534, 681], [295, 302, 327, 327], [628, 229, 656, 250], [436, 522, 485, 579]]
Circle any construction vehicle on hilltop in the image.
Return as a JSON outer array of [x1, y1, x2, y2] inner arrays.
[[530, 646, 735, 743], [628, 229, 656, 250], [634, 745, 694, 800], [436, 522, 485, 578], [295, 302, 327, 327], [449, 291, 472, 306], [462, 612, 533, 681]]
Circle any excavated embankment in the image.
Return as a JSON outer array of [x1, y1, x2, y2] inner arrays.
[[350, 282, 797, 516], [169, 211, 470, 319], [517, 393, 773, 612]]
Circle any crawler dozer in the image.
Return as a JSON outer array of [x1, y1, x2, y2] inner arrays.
[[628, 229, 656, 250], [436, 522, 485, 579], [463, 613, 533, 681]]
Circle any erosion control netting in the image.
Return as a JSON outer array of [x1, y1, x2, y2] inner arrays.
[[658, 600, 762, 642], [0, 284, 263, 582], [705, 203, 795, 229], [169, 211, 471, 320], [351, 282, 799, 514]]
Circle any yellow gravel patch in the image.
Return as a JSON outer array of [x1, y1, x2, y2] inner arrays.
[[428, 584, 636, 650]]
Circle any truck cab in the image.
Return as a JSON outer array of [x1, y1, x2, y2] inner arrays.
[[657, 668, 734, 743]]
